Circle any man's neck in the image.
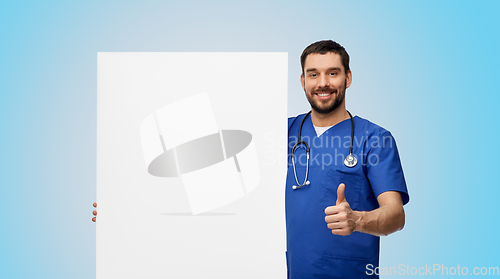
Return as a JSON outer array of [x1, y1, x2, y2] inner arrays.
[[311, 105, 349, 127]]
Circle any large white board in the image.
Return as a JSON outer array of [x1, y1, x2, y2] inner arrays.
[[97, 53, 288, 278]]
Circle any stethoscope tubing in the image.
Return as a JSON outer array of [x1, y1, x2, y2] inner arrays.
[[291, 110, 357, 190], [291, 111, 312, 189]]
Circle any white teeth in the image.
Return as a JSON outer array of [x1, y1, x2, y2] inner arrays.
[[318, 93, 331, 97]]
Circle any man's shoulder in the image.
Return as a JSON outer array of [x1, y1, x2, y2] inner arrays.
[[354, 115, 392, 137], [288, 112, 308, 122], [288, 113, 309, 131]]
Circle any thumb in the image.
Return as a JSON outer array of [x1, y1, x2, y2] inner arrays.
[[336, 183, 346, 205]]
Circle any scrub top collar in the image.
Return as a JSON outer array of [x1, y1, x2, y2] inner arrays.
[[304, 113, 358, 138]]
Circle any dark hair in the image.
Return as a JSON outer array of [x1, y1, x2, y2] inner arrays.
[[300, 40, 350, 74]]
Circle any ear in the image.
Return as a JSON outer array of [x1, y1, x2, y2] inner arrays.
[[345, 70, 352, 89], [300, 73, 305, 91]]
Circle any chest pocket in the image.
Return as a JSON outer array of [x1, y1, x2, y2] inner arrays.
[[321, 169, 362, 210]]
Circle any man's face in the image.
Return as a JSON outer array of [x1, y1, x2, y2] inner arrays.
[[301, 52, 352, 114]]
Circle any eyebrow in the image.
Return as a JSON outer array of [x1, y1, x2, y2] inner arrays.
[[305, 67, 342, 73]]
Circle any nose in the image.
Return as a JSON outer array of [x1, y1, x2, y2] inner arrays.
[[318, 74, 329, 88]]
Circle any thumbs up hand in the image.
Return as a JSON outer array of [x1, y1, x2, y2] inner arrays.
[[324, 183, 361, 236]]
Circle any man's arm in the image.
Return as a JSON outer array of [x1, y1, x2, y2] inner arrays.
[[324, 183, 405, 237]]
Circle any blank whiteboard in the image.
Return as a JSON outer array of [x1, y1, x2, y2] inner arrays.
[[97, 53, 288, 279]]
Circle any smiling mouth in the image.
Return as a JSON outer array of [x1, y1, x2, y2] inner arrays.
[[316, 92, 332, 97], [314, 90, 336, 98]]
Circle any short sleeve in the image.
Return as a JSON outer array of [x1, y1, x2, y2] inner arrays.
[[365, 131, 409, 205]]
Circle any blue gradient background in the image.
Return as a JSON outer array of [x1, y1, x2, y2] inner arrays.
[[1, 1, 499, 278]]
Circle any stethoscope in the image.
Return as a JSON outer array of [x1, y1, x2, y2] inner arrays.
[[291, 110, 357, 190]]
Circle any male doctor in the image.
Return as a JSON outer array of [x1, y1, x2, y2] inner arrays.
[[285, 40, 409, 278]]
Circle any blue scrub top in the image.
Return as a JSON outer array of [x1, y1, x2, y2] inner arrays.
[[286, 113, 409, 279]]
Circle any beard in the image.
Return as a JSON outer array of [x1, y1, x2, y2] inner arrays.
[[305, 79, 347, 114]]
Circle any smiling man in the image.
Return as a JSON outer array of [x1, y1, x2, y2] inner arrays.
[[286, 40, 409, 278]]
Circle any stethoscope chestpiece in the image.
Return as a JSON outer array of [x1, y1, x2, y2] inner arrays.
[[344, 154, 357, 168]]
